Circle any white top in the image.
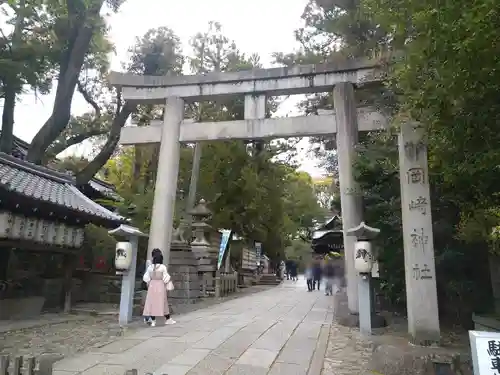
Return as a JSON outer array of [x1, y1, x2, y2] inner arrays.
[[142, 264, 171, 284]]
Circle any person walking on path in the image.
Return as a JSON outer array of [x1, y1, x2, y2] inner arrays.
[[143, 248, 162, 324], [279, 260, 286, 280], [285, 260, 292, 280], [143, 251, 176, 326], [305, 263, 314, 292], [323, 259, 336, 296], [312, 260, 322, 291], [289, 260, 298, 281]]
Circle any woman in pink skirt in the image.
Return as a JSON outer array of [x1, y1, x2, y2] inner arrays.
[[142, 252, 175, 326]]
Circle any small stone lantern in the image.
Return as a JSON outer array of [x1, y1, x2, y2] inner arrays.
[[189, 199, 211, 246], [189, 199, 217, 295]]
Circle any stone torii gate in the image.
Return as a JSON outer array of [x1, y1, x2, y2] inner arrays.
[[109, 58, 440, 345]]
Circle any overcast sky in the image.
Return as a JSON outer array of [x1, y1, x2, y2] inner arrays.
[[8, 0, 327, 177]]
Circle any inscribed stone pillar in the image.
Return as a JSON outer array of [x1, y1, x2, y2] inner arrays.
[[333, 82, 362, 314], [147, 97, 184, 264], [398, 122, 440, 345]]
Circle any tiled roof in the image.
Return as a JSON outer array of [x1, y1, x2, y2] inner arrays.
[[6, 132, 122, 201], [0, 153, 127, 225], [88, 179, 124, 201]]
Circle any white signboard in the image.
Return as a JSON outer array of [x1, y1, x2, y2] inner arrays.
[[470, 330, 500, 374]]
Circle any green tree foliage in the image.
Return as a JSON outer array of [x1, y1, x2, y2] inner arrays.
[[0, 0, 132, 181], [25, 0, 125, 163], [104, 141, 325, 261], [360, 0, 500, 320], [0, 0, 59, 153]]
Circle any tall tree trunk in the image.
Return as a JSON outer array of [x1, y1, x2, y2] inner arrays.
[[1, 87, 16, 154], [27, 1, 104, 164], [0, 0, 26, 154]]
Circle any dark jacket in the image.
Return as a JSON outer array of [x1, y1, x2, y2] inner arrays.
[[312, 263, 322, 279], [324, 263, 335, 278], [289, 262, 298, 277]]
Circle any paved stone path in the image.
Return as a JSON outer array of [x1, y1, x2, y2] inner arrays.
[[54, 280, 335, 375], [0, 286, 276, 360]]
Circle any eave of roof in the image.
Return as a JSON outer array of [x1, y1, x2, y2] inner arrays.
[[7, 133, 123, 201], [0, 153, 127, 226], [311, 229, 343, 240]]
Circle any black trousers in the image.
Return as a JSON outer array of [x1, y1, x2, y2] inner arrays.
[[307, 279, 313, 291], [313, 278, 320, 290]]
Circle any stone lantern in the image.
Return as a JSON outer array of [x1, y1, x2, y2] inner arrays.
[[189, 199, 217, 295], [190, 199, 211, 247]]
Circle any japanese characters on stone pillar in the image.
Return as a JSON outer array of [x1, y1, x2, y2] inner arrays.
[[398, 122, 440, 345]]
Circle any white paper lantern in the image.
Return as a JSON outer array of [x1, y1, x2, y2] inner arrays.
[[35, 219, 49, 243], [10, 215, 26, 239], [46, 222, 57, 244], [115, 242, 133, 270], [23, 217, 37, 241], [74, 228, 84, 247], [65, 227, 75, 247], [0, 211, 13, 238], [354, 241, 373, 273]]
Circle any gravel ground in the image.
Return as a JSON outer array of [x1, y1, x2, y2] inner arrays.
[[0, 316, 129, 358]]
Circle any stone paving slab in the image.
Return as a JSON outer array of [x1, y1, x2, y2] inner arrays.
[[52, 281, 342, 375]]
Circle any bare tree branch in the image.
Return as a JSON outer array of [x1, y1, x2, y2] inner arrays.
[[47, 129, 108, 158], [75, 100, 134, 185], [77, 79, 101, 117]]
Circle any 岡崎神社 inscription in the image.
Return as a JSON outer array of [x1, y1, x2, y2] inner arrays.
[[398, 121, 440, 343]]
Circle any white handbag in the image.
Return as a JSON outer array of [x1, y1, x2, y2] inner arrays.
[[166, 280, 174, 291]]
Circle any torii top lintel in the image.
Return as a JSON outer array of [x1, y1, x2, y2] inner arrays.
[[108, 58, 383, 103]]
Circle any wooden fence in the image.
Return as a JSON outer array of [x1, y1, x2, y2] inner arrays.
[[215, 273, 238, 297], [0, 355, 57, 375]]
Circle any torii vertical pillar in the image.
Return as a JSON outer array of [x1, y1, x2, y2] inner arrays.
[[148, 97, 184, 264], [334, 82, 362, 314]]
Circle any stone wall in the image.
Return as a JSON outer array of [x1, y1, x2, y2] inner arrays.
[[74, 273, 124, 303], [40, 273, 142, 307], [370, 342, 473, 375], [168, 240, 200, 305]]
